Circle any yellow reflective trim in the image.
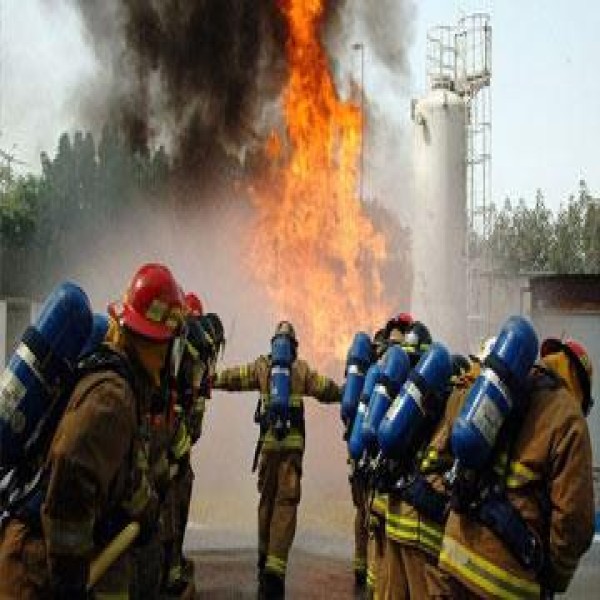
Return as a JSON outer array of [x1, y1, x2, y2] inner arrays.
[[185, 340, 199, 360], [193, 397, 206, 412], [290, 394, 303, 407], [386, 514, 419, 543], [266, 555, 287, 576], [372, 494, 388, 515], [367, 568, 376, 588], [502, 461, 541, 489], [509, 461, 539, 482], [171, 422, 191, 459], [261, 393, 303, 408], [505, 475, 530, 488], [262, 430, 305, 451], [239, 365, 250, 387], [145, 299, 168, 323], [168, 563, 183, 582], [419, 521, 444, 556], [386, 516, 442, 557], [316, 375, 327, 392], [440, 537, 540, 600]]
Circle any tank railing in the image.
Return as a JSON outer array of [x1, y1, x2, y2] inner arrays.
[[455, 14, 492, 97], [426, 25, 458, 90]]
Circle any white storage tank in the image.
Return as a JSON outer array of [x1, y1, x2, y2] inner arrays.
[[411, 87, 468, 351]]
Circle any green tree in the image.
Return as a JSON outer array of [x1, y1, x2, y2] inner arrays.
[[487, 191, 553, 273], [2, 124, 172, 296], [549, 183, 586, 273], [0, 175, 40, 247], [485, 181, 599, 275], [579, 180, 600, 273]]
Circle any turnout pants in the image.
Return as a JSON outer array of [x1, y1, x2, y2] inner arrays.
[[424, 563, 484, 599], [257, 449, 303, 581], [161, 461, 194, 585], [350, 475, 368, 578], [383, 538, 434, 600], [367, 514, 387, 599]]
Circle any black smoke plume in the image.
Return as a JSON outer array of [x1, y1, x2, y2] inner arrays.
[[71, 0, 287, 176]]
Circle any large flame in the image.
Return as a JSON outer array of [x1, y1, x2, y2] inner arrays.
[[247, 0, 390, 368]]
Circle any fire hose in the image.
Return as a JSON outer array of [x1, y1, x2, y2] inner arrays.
[[87, 522, 140, 591]]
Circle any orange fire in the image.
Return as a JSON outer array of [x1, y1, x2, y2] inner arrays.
[[247, 0, 390, 368]]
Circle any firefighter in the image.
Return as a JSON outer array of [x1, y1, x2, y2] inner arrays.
[[342, 329, 378, 588], [0, 263, 185, 599], [360, 314, 415, 599], [380, 352, 478, 599], [425, 336, 595, 599], [213, 320, 341, 599], [161, 305, 225, 596], [378, 344, 488, 599]]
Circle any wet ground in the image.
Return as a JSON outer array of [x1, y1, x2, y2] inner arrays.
[[186, 541, 600, 599], [192, 549, 362, 599]]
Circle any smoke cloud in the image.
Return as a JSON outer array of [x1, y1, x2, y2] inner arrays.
[[69, 0, 416, 199], [70, 0, 287, 175], [324, 0, 416, 215]]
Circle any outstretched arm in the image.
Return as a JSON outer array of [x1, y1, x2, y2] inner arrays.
[[305, 366, 341, 404], [213, 359, 263, 393]]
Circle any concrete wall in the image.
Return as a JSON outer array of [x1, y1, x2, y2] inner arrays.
[[0, 297, 40, 368], [468, 271, 530, 353]]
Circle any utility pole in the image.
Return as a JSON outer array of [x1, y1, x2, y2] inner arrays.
[[352, 42, 365, 203]]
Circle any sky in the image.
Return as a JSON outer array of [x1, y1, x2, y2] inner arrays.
[[1, 0, 599, 213], [407, 0, 600, 212]]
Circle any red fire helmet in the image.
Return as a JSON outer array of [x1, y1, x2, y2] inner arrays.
[[385, 312, 414, 336], [541, 338, 593, 380], [184, 292, 204, 317], [117, 263, 184, 341], [541, 337, 594, 413]]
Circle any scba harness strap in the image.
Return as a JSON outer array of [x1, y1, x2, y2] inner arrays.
[[476, 491, 545, 574], [400, 474, 448, 525]]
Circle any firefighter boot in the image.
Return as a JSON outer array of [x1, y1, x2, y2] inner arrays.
[[354, 568, 367, 588], [258, 571, 285, 600], [258, 552, 267, 581]]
